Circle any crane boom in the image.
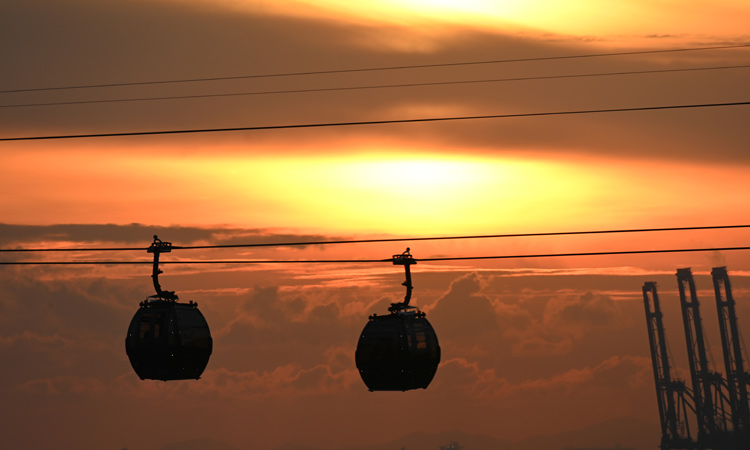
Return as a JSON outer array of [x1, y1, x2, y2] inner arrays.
[[676, 268, 732, 448], [712, 267, 750, 448], [644, 281, 697, 449]]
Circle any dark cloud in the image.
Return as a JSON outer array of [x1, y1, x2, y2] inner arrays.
[[2, 1, 748, 163], [213, 284, 362, 373], [544, 291, 620, 327], [427, 273, 623, 361], [429, 272, 497, 339], [0, 223, 338, 247]]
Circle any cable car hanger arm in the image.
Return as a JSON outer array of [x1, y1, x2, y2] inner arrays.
[[389, 248, 417, 312], [147, 235, 178, 301]]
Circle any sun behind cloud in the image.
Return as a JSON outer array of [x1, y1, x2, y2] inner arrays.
[[221, 150, 609, 234], [213, 0, 750, 44]]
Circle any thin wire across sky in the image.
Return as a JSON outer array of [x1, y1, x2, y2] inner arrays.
[[3, 100, 749, 141], [2, 224, 749, 252], [2, 43, 748, 94], [1, 224, 748, 265], [3, 64, 748, 110], [2, 43, 748, 141], [2, 246, 749, 265]]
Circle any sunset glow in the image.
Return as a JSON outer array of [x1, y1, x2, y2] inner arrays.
[[237, 153, 599, 233], [236, 0, 750, 41]]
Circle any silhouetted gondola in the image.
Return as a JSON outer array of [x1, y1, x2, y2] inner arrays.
[[125, 236, 212, 381], [355, 249, 441, 391]]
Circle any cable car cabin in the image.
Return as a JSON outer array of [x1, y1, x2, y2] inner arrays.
[[125, 299, 212, 381], [355, 309, 440, 391]]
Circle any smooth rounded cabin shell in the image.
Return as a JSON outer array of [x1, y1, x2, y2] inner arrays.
[[355, 311, 440, 391], [125, 300, 212, 381]]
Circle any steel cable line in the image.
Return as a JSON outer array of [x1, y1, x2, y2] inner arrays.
[[2, 224, 749, 253], [2, 43, 748, 95], [3, 100, 749, 142], [2, 246, 750, 265], [3, 64, 750, 109]]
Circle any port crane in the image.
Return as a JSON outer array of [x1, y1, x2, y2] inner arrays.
[[711, 267, 750, 448], [644, 268, 748, 449], [676, 268, 733, 448], [643, 281, 698, 449]]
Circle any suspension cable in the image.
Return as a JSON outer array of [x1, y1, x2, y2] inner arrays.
[[3, 43, 748, 94], [1, 224, 749, 253], [4, 64, 749, 110], [3, 101, 749, 142], [2, 245, 748, 265]]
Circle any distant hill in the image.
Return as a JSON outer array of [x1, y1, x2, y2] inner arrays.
[[160, 437, 246, 450], [508, 416, 659, 450], [347, 430, 508, 450], [160, 416, 660, 450], [270, 416, 659, 450]]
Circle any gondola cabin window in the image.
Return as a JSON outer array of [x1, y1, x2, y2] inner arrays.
[[139, 312, 152, 339]]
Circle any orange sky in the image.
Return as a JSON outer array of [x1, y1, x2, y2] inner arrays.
[[1, 1, 750, 450], [2, 145, 749, 234]]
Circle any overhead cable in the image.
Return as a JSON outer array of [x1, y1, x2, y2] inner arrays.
[[2, 224, 749, 253], [2, 245, 749, 265], [2, 43, 748, 94], [3, 64, 749, 109], [2, 100, 749, 142]]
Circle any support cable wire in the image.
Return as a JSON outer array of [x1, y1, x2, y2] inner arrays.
[[3, 65, 750, 109], [2, 245, 750, 265], [2, 224, 749, 253], [2, 100, 749, 142], [2, 43, 748, 95]]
